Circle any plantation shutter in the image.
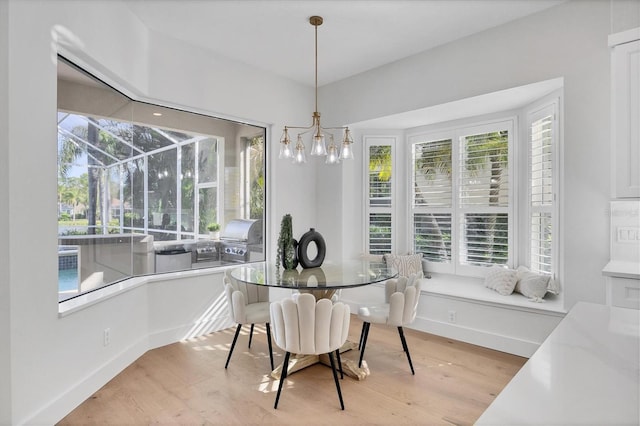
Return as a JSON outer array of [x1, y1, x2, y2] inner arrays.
[[366, 141, 393, 254], [529, 111, 554, 274], [412, 139, 453, 263], [459, 130, 510, 267]]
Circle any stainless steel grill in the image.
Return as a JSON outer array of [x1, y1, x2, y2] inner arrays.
[[195, 239, 219, 263], [220, 219, 263, 263]]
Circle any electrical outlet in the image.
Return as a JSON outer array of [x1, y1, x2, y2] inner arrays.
[[447, 310, 456, 323], [103, 328, 110, 346]]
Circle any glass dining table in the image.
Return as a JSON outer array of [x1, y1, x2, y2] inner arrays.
[[230, 259, 397, 300], [230, 260, 398, 380]]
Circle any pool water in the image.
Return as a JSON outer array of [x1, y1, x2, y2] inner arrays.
[[59, 268, 78, 292]]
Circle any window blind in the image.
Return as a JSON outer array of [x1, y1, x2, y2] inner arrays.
[[413, 139, 452, 207], [459, 130, 509, 267], [412, 139, 453, 262], [366, 142, 393, 254], [530, 113, 554, 274], [369, 213, 392, 255]]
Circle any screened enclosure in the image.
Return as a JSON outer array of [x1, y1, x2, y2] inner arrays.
[[57, 57, 266, 301]]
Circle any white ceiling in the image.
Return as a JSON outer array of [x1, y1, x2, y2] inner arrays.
[[124, 0, 565, 88]]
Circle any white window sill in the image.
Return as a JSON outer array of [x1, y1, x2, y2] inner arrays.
[[58, 267, 225, 317], [421, 273, 566, 315]]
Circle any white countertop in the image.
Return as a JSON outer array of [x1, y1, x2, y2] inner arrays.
[[476, 302, 640, 425], [603, 260, 640, 279]]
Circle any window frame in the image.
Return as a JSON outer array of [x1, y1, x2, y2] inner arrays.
[[523, 99, 559, 277], [409, 118, 516, 277], [57, 56, 267, 303], [363, 136, 397, 255]]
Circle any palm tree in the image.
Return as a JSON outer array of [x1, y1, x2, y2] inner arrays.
[[249, 135, 265, 219]]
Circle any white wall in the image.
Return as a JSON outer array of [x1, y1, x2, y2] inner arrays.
[[2, 0, 316, 424], [0, 1, 11, 424], [321, 0, 615, 311]]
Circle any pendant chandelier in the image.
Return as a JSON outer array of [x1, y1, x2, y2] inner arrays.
[[278, 15, 354, 165]]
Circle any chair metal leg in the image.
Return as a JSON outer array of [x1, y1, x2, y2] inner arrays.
[[266, 322, 274, 371], [328, 351, 345, 410], [248, 323, 255, 348], [397, 326, 415, 375], [358, 322, 370, 368], [225, 324, 242, 369], [358, 322, 366, 350], [274, 351, 291, 409], [335, 349, 343, 379]]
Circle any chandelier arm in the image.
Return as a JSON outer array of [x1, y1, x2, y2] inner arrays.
[[284, 124, 315, 131], [320, 126, 349, 131], [295, 128, 316, 137]]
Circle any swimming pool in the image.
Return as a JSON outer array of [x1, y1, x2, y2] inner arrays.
[[59, 268, 78, 292]]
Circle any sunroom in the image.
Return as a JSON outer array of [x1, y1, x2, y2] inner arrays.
[[56, 58, 267, 302]]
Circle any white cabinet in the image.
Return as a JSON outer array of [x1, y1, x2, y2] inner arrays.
[[603, 261, 640, 309], [610, 28, 640, 198]]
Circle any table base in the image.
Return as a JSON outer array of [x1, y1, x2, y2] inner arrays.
[[270, 340, 370, 381]]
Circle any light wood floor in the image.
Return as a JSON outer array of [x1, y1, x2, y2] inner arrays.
[[58, 316, 526, 425]]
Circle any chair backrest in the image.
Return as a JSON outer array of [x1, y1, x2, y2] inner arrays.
[[384, 276, 422, 327], [223, 273, 269, 324], [270, 293, 350, 355]]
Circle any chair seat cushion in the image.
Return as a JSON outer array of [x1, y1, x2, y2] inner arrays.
[[357, 304, 390, 324], [245, 301, 271, 323]]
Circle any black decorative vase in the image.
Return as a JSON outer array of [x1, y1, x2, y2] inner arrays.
[[297, 228, 326, 268]]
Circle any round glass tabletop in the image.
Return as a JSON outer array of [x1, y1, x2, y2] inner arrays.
[[230, 260, 397, 290]]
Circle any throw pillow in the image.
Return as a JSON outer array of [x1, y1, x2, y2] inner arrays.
[[515, 266, 551, 300], [547, 277, 561, 295], [484, 266, 518, 296], [383, 253, 424, 278]]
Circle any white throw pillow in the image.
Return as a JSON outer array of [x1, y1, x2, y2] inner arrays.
[[383, 253, 424, 278], [515, 266, 551, 300], [515, 266, 559, 299], [484, 266, 518, 296], [547, 277, 561, 295]]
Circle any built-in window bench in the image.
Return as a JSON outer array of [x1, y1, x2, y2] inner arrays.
[[414, 274, 566, 357], [423, 273, 564, 312]]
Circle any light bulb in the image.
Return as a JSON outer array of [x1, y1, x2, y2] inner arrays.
[[339, 141, 353, 160], [279, 142, 293, 159], [279, 128, 293, 159], [292, 135, 307, 164], [339, 129, 354, 160], [325, 136, 339, 164], [310, 133, 327, 156]]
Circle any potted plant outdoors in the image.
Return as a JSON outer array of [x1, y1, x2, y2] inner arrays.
[[207, 222, 221, 240]]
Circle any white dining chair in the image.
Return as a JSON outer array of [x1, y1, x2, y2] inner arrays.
[[223, 274, 274, 370], [357, 275, 422, 375], [270, 293, 351, 410]]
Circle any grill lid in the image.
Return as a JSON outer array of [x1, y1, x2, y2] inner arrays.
[[221, 219, 262, 244]]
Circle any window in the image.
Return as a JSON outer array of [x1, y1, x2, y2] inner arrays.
[[411, 121, 513, 275], [527, 104, 557, 275], [365, 137, 395, 255], [57, 57, 266, 301], [413, 137, 453, 262]]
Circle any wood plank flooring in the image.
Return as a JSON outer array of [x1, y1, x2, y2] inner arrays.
[[58, 316, 526, 425]]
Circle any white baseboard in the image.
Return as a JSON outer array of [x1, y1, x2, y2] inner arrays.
[[23, 315, 234, 425], [411, 316, 539, 357], [23, 336, 149, 425], [343, 298, 545, 358]]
